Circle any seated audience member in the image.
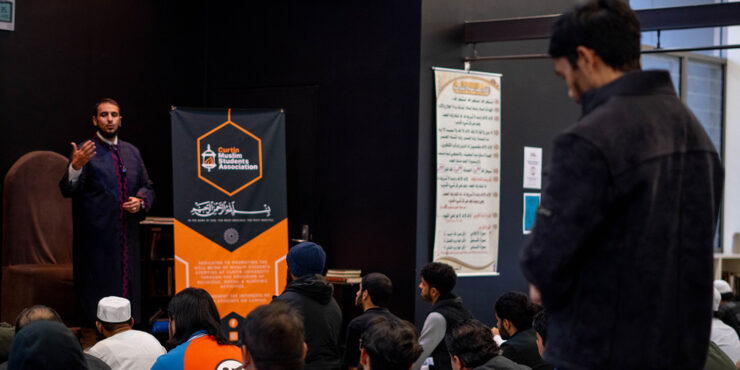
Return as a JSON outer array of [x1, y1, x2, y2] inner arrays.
[[445, 319, 529, 370], [712, 288, 740, 364], [715, 280, 740, 337], [413, 262, 473, 370], [241, 302, 306, 370], [493, 292, 552, 370], [359, 316, 423, 370], [8, 320, 89, 370], [2, 305, 110, 370], [87, 296, 166, 369], [532, 310, 547, 359], [151, 287, 242, 370], [344, 272, 400, 370], [274, 242, 342, 370]]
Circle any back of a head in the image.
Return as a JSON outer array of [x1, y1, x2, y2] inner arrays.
[[14, 305, 63, 333], [444, 319, 500, 368], [533, 310, 548, 346], [495, 291, 539, 331], [8, 320, 87, 370], [421, 262, 457, 296], [286, 242, 326, 277], [548, 0, 641, 71], [242, 302, 305, 370], [361, 317, 422, 370], [362, 273, 393, 307], [168, 287, 227, 347]]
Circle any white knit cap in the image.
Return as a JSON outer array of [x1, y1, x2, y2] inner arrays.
[[97, 296, 131, 323], [714, 280, 733, 295], [713, 288, 721, 312]]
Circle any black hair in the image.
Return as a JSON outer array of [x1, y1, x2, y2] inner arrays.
[[15, 305, 63, 333], [421, 262, 457, 296], [242, 302, 305, 370], [444, 319, 500, 368], [361, 317, 422, 370], [93, 98, 120, 116], [721, 292, 734, 302], [494, 291, 540, 331], [532, 310, 548, 346], [362, 272, 393, 307], [100, 318, 134, 332], [548, 0, 641, 71], [167, 287, 228, 347]]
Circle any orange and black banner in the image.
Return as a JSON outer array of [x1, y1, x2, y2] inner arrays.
[[171, 108, 287, 343]]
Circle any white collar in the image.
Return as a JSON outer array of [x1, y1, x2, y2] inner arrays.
[[96, 131, 118, 146]]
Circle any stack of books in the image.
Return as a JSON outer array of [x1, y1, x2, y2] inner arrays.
[[325, 269, 362, 284]]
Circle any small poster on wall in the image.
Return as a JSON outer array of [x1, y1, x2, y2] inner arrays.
[[0, 0, 15, 31], [523, 146, 542, 189], [432, 67, 502, 277]]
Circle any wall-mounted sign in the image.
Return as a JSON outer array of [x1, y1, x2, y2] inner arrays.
[[523, 193, 541, 234], [432, 67, 502, 277], [0, 1, 14, 31], [523, 146, 542, 189]]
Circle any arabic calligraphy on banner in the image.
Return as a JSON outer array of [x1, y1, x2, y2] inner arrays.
[[171, 108, 288, 344], [433, 67, 501, 277]]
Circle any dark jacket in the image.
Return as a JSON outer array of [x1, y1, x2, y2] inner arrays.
[[343, 307, 399, 367], [274, 274, 342, 370], [521, 71, 723, 370], [500, 328, 552, 370], [472, 355, 531, 370], [431, 295, 473, 370]]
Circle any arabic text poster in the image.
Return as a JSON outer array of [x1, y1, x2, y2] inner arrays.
[[432, 67, 501, 276], [171, 108, 288, 343]]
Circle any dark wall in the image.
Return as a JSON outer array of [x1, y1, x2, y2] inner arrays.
[[0, 0, 207, 219], [415, 0, 581, 327], [2, 0, 590, 330], [203, 2, 422, 321]]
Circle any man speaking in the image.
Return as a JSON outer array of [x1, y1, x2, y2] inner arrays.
[[60, 98, 154, 325]]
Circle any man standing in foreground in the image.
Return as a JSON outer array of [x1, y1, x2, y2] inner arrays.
[[60, 98, 154, 325], [520, 1, 723, 369], [413, 262, 473, 370]]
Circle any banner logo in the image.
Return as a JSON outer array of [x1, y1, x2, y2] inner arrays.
[[201, 144, 217, 172], [197, 116, 263, 196]]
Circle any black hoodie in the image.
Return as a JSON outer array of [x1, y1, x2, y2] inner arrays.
[[274, 274, 342, 370]]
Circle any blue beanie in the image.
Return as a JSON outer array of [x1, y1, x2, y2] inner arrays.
[[287, 242, 326, 277]]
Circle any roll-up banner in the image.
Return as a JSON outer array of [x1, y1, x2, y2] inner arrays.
[[171, 108, 288, 343], [433, 67, 501, 277]]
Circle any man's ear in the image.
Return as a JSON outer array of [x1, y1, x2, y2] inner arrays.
[[451, 354, 464, 370], [95, 321, 103, 335], [430, 287, 440, 299], [360, 348, 370, 367], [503, 318, 515, 332], [302, 342, 308, 359], [575, 45, 600, 71], [92, 116, 98, 128], [241, 346, 252, 367]]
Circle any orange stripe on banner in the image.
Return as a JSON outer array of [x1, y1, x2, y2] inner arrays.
[[173, 219, 288, 318]]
